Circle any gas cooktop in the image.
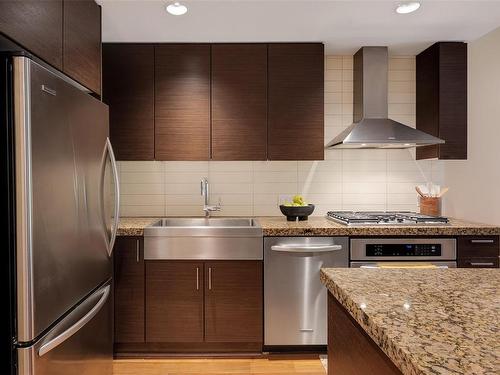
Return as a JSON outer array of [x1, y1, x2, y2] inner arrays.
[[326, 211, 449, 226]]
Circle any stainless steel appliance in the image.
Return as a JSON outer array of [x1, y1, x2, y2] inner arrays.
[[326, 46, 444, 149], [327, 211, 449, 226], [1, 56, 119, 375], [264, 237, 348, 346], [144, 218, 262, 260], [350, 238, 457, 268]]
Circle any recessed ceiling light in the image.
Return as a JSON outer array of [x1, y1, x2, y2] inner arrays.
[[166, 2, 188, 16], [396, 2, 421, 14]]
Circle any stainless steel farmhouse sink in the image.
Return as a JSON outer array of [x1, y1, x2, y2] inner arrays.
[[150, 217, 258, 228], [144, 218, 263, 260]]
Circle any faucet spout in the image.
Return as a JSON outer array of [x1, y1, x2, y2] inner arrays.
[[200, 177, 221, 217]]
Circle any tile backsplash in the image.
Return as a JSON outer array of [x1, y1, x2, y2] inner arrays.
[[118, 55, 443, 217]]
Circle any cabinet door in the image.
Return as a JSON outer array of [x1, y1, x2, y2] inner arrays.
[[205, 261, 263, 343], [268, 43, 324, 160], [416, 42, 467, 160], [114, 237, 144, 343], [63, 0, 101, 95], [146, 261, 204, 342], [457, 236, 499, 268], [103, 44, 155, 160], [458, 258, 499, 268], [211, 44, 267, 160], [0, 0, 63, 69], [155, 44, 210, 160]]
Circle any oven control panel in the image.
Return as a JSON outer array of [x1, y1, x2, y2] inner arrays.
[[366, 244, 441, 257], [350, 238, 457, 261]]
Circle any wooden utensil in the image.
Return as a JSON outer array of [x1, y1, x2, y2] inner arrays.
[[415, 186, 427, 198], [438, 187, 449, 198]]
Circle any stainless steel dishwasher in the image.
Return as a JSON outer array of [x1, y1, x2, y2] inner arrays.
[[264, 237, 348, 347]]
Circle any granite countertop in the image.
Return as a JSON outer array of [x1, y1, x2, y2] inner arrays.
[[320, 268, 500, 375], [117, 217, 159, 236], [117, 216, 500, 237]]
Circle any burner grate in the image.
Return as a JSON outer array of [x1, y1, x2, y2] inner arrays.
[[327, 211, 449, 225]]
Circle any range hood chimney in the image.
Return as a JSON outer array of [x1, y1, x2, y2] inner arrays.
[[326, 47, 444, 149]]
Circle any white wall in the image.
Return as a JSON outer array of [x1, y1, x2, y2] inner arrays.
[[118, 55, 443, 217], [443, 27, 500, 225]]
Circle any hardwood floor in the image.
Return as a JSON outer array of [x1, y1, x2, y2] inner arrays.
[[113, 358, 326, 375]]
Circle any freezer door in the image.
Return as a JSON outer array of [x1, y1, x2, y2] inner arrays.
[[17, 281, 112, 375], [14, 57, 117, 342], [264, 237, 349, 346]]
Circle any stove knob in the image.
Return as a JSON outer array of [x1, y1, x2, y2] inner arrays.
[[383, 218, 389, 222], [397, 218, 404, 223]]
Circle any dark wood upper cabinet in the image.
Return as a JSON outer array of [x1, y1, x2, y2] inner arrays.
[[0, 0, 63, 69], [416, 42, 467, 160], [211, 44, 267, 160], [101, 42, 324, 161], [114, 237, 145, 344], [145, 261, 204, 343], [268, 43, 324, 160], [204, 261, 263, 343], [155, 44, 211, 160], [103, 44, 155, 160], [63, 0, 101, 95]]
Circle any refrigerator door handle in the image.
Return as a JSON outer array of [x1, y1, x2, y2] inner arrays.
[[107, 138, 120, 255], [38, 285, 111, 357], [100, 138, 120, 257]]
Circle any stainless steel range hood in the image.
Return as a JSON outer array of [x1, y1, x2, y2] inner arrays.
[[326, 47, 444, 149]]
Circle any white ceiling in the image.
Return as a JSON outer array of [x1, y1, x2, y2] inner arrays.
[[98, 0, 500, 55]]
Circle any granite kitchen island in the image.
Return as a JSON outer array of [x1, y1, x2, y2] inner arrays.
[[320, 268, 500, 375]]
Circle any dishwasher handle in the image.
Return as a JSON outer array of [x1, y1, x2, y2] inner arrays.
[[271, 244, 342, 253]]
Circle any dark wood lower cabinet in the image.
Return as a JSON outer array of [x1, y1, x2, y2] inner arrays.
[[457, 235, 500, 268], [114, 237, 145, 344], [145, 261, 204, 343], [328, 293, 402, 375], [458, 258, 499, 268], [115, 257, 263, 355], [204, 261, 263, 343]]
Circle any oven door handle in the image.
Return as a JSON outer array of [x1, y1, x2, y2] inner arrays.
[[359, 264, 450, 269], [271, 244, 342, 253]]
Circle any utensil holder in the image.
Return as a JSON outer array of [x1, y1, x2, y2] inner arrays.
[[419, 197, 441, 216]]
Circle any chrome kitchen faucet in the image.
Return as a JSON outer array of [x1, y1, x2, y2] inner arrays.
[[201, 177, 221, 217]]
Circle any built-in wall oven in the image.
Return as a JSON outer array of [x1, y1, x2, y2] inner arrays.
[[350, 238, 457, 268]]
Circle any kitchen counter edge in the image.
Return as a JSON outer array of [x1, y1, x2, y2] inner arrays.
[[116, 216, 500, 237]]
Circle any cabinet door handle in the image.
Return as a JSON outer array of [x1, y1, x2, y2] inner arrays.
[[470, 239, 495, 244], [136, 240, 140, 263], [208, 267, 212, 290], [469, 262, 495, 266], [196, 267, 200, 291]]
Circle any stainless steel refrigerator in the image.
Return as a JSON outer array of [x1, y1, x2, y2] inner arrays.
[[1, 55, 119, 375]]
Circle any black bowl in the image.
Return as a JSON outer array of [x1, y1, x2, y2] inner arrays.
[[279, 204, 315, 221]]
